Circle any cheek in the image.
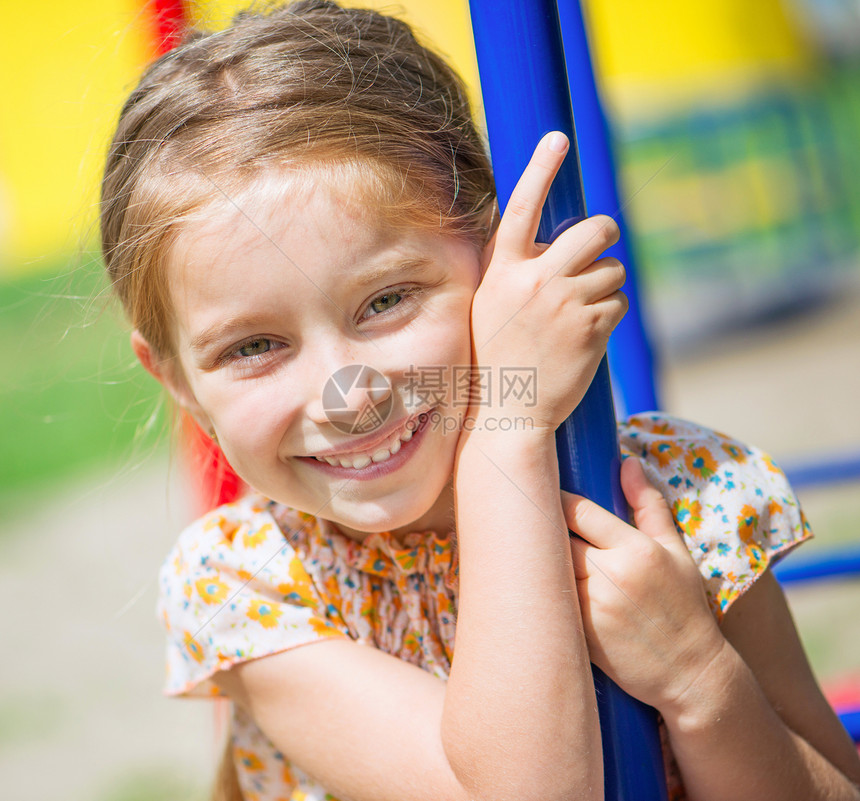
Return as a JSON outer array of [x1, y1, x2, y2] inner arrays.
[[408, 304, 472, 368], [192, 378, 298, 455]]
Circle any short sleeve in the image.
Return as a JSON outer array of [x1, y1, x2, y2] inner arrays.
[[157, 495, 349, 698], [619, 413, 813, 619]]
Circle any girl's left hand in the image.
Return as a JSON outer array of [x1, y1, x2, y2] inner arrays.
[[563, 457, 727, 713]]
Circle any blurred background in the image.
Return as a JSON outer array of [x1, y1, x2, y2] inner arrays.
[[1, 0, 858, 798]]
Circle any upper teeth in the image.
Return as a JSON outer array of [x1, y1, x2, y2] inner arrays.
[[314, 422, 415, 469]]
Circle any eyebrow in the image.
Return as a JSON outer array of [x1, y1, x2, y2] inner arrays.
[[353, 257, 435, 288], [189, 313, 272, 355]]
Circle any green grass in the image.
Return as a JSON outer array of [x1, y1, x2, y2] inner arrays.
[[0, 261, 166, 517]]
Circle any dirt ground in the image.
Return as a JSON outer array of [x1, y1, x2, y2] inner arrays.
[[1, 292, 858, 801]]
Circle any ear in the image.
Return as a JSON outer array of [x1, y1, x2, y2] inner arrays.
[[130, 330, 213, 433]]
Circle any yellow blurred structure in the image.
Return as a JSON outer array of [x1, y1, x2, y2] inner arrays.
[[0, 0, 153, 274], [0, 0, 815, 275], [586, 0, 813, 118]]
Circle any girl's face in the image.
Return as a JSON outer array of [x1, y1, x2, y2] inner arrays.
[[156, 172, 482, 541]]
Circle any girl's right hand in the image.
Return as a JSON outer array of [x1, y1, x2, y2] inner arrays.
[[469, 131, 627, 433]]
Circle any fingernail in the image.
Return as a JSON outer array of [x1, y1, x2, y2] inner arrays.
[[547, 132, 568, 153]]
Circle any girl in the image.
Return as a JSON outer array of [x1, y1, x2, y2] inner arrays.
[[100, 2, 860, 800]]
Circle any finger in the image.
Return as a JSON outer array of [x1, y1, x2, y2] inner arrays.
[[539, 214, 621, 277], [494, 131, 569, 260], [620, 457, 687, 553], [572, 290, 629, 342], [563, 256, 626, 305], [560, 489, 637, 549], [569, 534, 598, 579]]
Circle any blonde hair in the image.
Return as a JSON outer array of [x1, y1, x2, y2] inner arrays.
[[100, 2, 495, 798], [100, 0, 495, 360]]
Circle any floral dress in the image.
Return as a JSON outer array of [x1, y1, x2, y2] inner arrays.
[[157, 414, 812, 801]]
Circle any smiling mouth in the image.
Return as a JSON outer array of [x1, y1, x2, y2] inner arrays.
[[299, 410, 434, 475], [305, 411, 432, 470]]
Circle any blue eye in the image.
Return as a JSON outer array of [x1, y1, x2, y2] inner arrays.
[[237, 338, 272, 357], [368, 291, 403, 315]]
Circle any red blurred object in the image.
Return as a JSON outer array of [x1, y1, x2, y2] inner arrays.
[[142, 0, 244, 512], [150, 0, 189, 55], [185, 415, 245, 514]]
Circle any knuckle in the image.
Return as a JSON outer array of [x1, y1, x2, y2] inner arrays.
[[569, 498, 592, 532], [580, 304, 614, 340], [505, 195, 535, 221], [632, 539, 662, 570]]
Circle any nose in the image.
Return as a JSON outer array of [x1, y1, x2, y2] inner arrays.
[[304, 356, 393, 431]]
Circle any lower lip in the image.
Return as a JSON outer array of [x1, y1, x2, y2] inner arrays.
[[299, 410, 434, 482]]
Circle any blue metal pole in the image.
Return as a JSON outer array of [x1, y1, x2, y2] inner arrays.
[[468, 1, 668, 798], [773, 544, 860, 585]]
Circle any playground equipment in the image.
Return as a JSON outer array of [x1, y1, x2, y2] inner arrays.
[[469, 1, 667, 796]]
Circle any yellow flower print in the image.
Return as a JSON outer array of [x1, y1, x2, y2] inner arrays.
[[650, 419, 676, 436], [395, 548, 418, 572], [323, 574, 342, 603], [183, 631, 205, 663], [247, 599, 283, 629], [685, 446, 717, 480], [281, 760, 297, 786], [432, 538, 453, 568], [737, 504, 759, 544], [649, 439, 681, 468], [242, 522, 272, 549], [745, 543, 769, 573], [715, 586, 736, 614], [203, 514, 226, 532], [762, 454, 781, 473], [276, 557, 316, 606], [628, 415, 674, 433], [237, 569, 253, 582], [721, 442, 747, 463], [309, 617, 344, 638], [402, 631, 421, 657], [195, 576, 230, 605], [360, 593, 381, 627], [237, 748, 264, 771], [768, 499, 783, 517], [204, 514, 239, 544], [673, 498, 703, 537]]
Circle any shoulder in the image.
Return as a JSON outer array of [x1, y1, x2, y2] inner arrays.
[[160, 493, 314, 583], [618, 413, 812, 618], [157, 494, 347, 698]]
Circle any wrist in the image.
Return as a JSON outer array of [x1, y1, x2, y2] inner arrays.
[[454, 418, 560, 491], [658, 635, 743, 734], [457, 411, 556, 454]]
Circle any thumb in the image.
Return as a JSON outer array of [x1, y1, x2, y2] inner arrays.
[[621, 457, 686, 553]]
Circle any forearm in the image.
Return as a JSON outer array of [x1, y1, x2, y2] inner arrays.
[[442, 424, 602, 801], [663, 638, 860, 801]]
